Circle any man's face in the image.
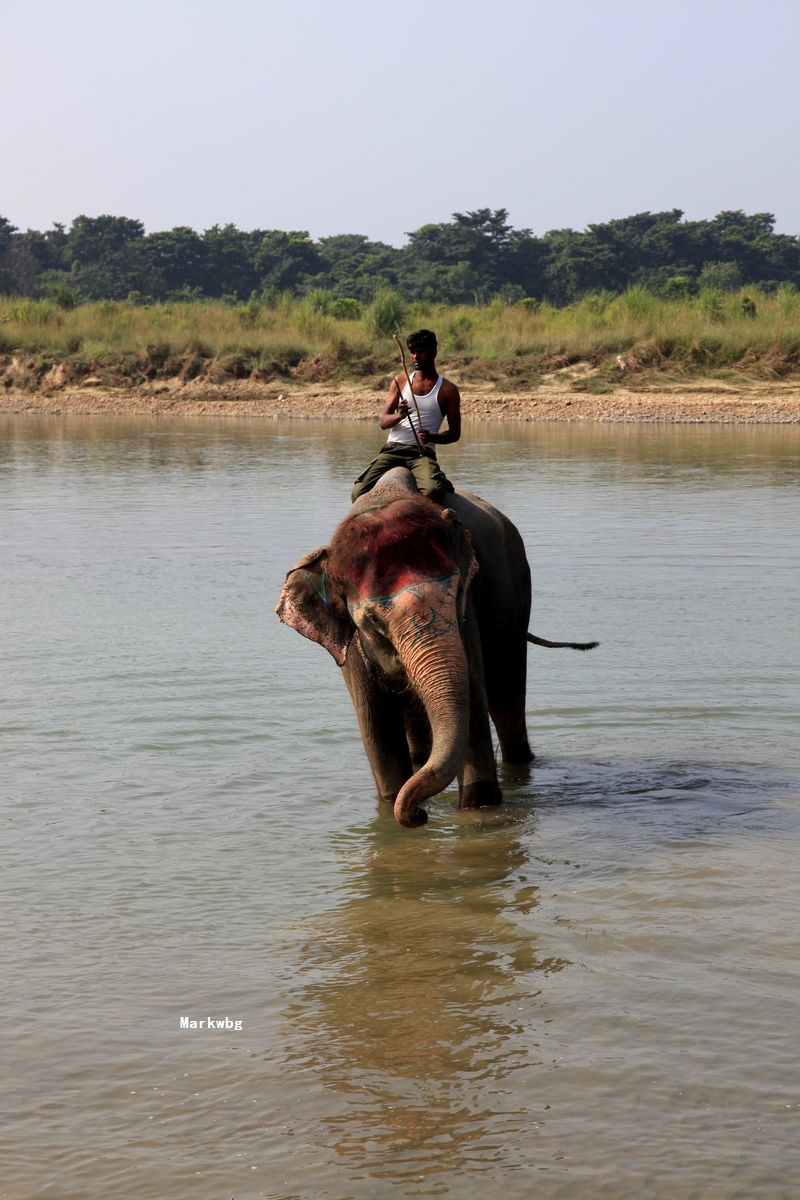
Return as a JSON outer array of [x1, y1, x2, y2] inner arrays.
[[409, 344, 436, 372]]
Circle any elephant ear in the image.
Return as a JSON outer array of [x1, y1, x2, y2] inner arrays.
[[275, 547, 354, 667], [441, 508, 479, 615]]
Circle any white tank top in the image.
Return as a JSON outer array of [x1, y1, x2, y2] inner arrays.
[[387, 372, 445, 446]]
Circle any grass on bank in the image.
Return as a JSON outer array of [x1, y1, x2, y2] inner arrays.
[[1, 285, 800, 394]]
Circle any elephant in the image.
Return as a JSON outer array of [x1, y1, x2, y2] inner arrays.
[[276, 468, 596, 829]]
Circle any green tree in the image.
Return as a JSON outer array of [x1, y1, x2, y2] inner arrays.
[[699, 261, 742, 291], [317, 234, 398, 301], [200, 224, 259, 299], [250, 230, 322, 294], [709, 210, 799, 285], [2, 206, 798, 307], [398, 208, 517, 302], [62, 214, 153, 299], [144, 226, 207, 297]]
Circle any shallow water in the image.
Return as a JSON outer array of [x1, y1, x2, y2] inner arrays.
[[2, 416, 799, 1199]]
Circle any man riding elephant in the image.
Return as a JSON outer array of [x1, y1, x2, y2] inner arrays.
[[278, 330, 598, 829], [351, 329, 461, 506]]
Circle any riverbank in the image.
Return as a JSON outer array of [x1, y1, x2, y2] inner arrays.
[[3, 291, 800, 420], [2, 375, 799, 423]]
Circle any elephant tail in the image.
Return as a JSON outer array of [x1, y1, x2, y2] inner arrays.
[[527, 632, 599, 651]]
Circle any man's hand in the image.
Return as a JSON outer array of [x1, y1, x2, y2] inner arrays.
[[380, 385, 412, 431], [397, 395, 429, 445]]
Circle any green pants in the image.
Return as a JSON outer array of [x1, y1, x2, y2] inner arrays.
[[351, 443, 454, 505]]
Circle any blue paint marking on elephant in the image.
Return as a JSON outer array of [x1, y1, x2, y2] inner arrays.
[[410, 575, 459, 644], [408, 600, 457, 646], [303, 569, 328, 606], [347, 572, 459, 615]]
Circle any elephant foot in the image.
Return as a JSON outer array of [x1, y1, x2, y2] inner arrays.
[[379, 792, 398, 805], [502, 741, 535, 765], [460, 780, 503, 809]]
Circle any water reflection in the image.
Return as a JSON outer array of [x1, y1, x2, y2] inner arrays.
[[279, 793, 567, 1184], [3, 414, 800, 491]]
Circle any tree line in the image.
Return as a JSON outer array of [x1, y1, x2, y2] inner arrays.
[[1, 207, 797, 309]]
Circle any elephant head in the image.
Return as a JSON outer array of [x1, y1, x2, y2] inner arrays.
[[276, 491, 479, 828]]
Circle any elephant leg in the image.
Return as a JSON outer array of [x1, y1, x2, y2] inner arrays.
[[459, 610, 502, 809], [341, 645, 413, 803], [484, 629, 534, 764], [404, 699, 432, 773]]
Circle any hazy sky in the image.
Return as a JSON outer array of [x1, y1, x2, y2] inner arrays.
[[2, 0, 798, 243]]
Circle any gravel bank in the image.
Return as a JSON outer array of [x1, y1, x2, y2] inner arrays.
[[2, 379, 800, 423]]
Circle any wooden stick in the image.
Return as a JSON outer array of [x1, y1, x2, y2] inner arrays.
[[392, 333, 425, 454]]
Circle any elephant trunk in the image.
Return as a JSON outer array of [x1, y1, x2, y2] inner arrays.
[[393, 637, 470, 828]]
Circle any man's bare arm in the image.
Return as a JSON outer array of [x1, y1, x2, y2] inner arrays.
[[379, 375, 411, 430], [420, 380, 461, 446]]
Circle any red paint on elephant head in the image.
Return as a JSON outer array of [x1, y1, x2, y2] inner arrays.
[[330, 497, 460, 602]]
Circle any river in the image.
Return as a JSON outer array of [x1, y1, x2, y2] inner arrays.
[[2, 415, 799, 1198]]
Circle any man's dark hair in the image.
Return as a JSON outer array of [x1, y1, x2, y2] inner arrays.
[[406, 329, 437, 355]]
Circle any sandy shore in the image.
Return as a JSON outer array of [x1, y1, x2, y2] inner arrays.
[[2, 377, 800, 423]]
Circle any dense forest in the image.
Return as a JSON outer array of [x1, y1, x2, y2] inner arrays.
[[1, 207, 798, 309]]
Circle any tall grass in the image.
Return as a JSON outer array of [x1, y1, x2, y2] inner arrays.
[[1, 287, 798, 387]]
